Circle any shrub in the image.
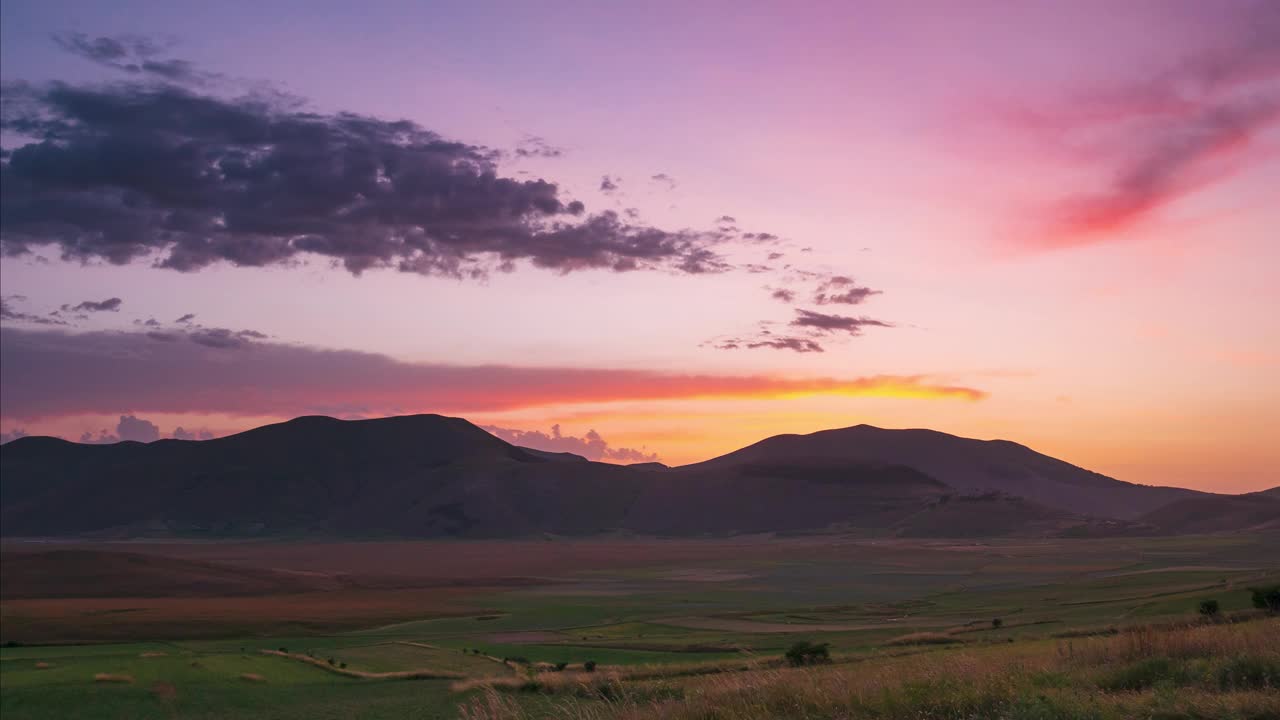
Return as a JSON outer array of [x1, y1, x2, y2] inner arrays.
[[278, 647, 288, 653], [1198, 599, 1220, 617], [554, 662, 568, 671], [785, 640, 831, 667], [339, 662, 347, 669], [584, 660, 597, 672], [992, 618, 1003, 629], [1250, 585, 1280, 612], [327, 657, 336, 666], [1216, 655, 1280, 690]]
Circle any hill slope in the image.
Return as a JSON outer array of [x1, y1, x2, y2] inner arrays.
[[681, 425, 1204, 519]]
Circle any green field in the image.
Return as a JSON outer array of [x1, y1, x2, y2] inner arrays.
[[3, 533, 1278, 719]]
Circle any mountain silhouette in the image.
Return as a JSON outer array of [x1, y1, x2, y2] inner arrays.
[[3, 415, 1269, 538]]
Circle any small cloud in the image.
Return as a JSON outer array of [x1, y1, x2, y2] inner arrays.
[[513, 135, 564, 159], [1, 296, 69, 326], [52, 32, 214, 85], [116, 414, 160, 442], [813, 276, 881, 305], [770, 288, 795, 303], [791, 308, 892, 336], [599, 175, 621, 195], [0, 428, 28, 444], [482, 423, 658, 463], [173, 426, 215, 440], [651, 173, 677, 190], [175, 313, 196, 323], [64, 297, 122, 313]]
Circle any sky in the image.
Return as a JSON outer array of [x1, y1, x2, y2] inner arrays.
[[1, 0, 1277, 492]]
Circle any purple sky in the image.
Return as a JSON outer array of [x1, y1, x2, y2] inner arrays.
[[1, 0, 1277, 491]]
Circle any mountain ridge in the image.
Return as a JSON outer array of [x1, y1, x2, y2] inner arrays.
[[3, 414, 1270, 538]]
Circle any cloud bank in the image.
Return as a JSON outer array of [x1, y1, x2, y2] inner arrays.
[[0, 80, 740, 278], [0, 327, 986, 421]]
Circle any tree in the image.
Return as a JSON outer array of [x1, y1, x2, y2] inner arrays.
[[583, 660, 597, 672], [1250, 585, 1280, 612], [1198, 599, 1220, 617], [991, 618, 1003, 629], [785, 641, 831, 667]]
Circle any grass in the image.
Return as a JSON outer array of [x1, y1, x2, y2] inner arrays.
[[455, 618, 1280, 719], [3, 534, 1278, 719]]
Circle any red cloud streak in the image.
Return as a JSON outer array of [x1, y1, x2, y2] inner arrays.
[[0, 328, 985, 421]]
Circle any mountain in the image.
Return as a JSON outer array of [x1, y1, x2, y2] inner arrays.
[[1136, 493, 1280, 534], [0, 415, 1248, 538], [681, 425, 1202, 519]]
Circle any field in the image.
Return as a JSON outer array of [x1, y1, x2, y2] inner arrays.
[[2, 533, 1278, 719]]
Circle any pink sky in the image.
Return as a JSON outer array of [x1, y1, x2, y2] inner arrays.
[[1, 0, 1277, 492]]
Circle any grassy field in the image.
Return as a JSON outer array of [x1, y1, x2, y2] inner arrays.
[[2, 533, 1277, 718]]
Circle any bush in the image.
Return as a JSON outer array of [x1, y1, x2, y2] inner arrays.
[[583, 660, 597, 672], [1216, 655, 1280, 690], [554, 662, 568, 672], [278, 647, 288, 653], [339, 662, 347, 669], [992, 618, 1003, 629], [785, 640, 831, 667], [1250, 585, 1280, 612], [1198, 599, 1220, 617]]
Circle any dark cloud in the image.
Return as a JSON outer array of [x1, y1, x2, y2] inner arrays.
[[0, 326, 984, 419], [175, 313, 196, 323], [791, 309, 892, 335], [64, 297, 122, 313], [770, 288, 795, 303], [599, 175, 621, 194], [813, 276, 880, 305], [117, 413, 161, 442], [187, 327, 267, 349], [513, 135, 563, 159], [748, 337, 825, 353], [0, 82, 737, 278], [52, 33, 213, 85], [650, 173, 677, 190], [1, 296, 69, 326], [78, 413, 161, 444], [482, 423, 659, 463]]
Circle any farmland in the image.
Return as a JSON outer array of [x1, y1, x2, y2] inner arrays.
[[2, 533, 1278, 719]]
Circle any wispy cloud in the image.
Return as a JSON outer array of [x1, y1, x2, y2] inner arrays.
[[1012, 3, 1280, 247]]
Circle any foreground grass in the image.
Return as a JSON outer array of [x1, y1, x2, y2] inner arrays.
[[457, 617, 1280, 720]]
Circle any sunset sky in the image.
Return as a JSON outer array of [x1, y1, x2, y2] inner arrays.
[[1, 0, 1277, 492]]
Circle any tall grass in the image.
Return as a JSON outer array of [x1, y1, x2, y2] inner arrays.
[[455, 618, 1280, 720]]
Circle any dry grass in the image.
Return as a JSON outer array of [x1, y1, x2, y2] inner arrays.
[[34, 661, 52, 669], [240, 673, 266, 682], [883, 631, 967, 646], [139, 651, 168, 657], [260, 649, 464, 680], [92, 673, 134, 684], [1057, 618, 1279, 665], [454, 618, 1280, 720]]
